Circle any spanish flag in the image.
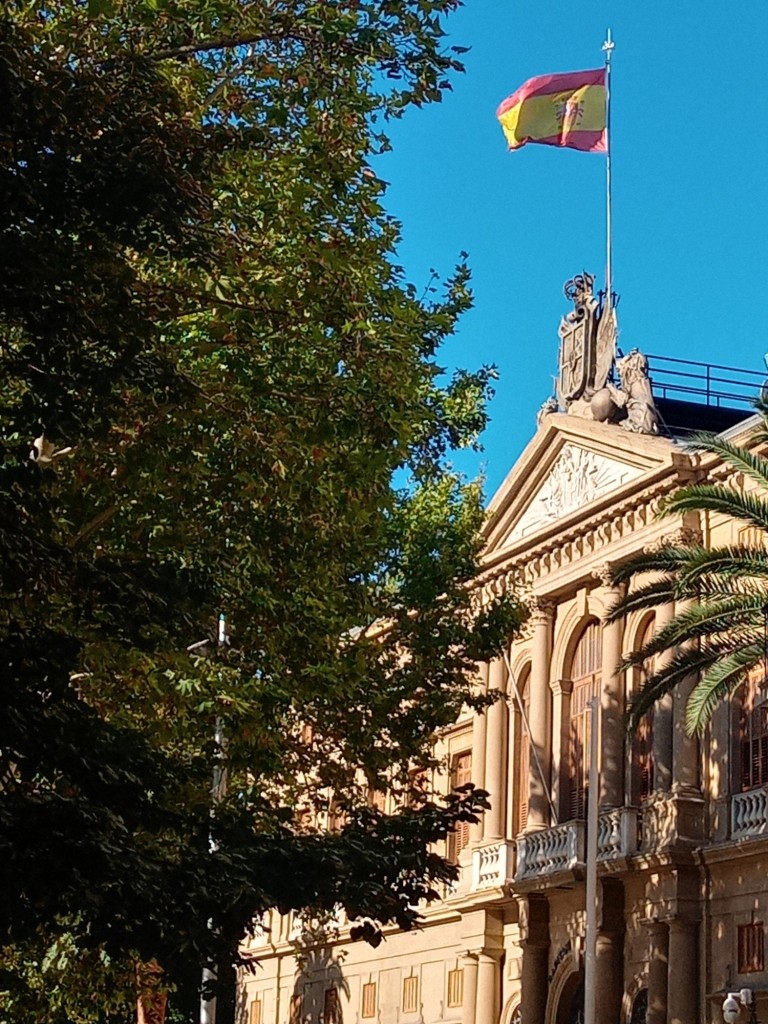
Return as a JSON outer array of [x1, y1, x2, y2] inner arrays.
[[497, 69, 607, 153]]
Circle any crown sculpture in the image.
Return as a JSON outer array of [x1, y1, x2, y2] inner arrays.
[[539, 272, 660, 434]]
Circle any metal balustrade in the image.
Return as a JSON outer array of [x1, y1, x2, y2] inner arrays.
[[732, 788, 768, 839]]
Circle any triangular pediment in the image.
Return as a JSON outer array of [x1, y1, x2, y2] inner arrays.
[[483, 414, 680, 556]]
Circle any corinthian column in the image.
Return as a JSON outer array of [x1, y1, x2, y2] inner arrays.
[[672, 598, 700, 794], [527, 599, 554, 830], [470, 664, 489, 846], [652, 602, 675, 793], [595, 566, 625, 809], [484, 657, 508, 840]]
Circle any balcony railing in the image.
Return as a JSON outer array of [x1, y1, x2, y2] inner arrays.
[[732, 787, 768, 839], [514, 808, 640, 883], [597, 807, 638, 860], [471, 840, 516, 891], [515, 821, 585, 882]]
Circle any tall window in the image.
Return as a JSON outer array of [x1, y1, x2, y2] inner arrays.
[[569, 620, 602, 820], [513, 667, 531, 835], [740, 671, 768, 791], [449, 751, 472, 860], [738, 921, 765, 973], [631, 614, 656, 804], [323, 989, 339, 1024]]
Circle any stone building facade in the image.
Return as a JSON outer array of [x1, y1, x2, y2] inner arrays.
[[240, 287, 768, 1024]]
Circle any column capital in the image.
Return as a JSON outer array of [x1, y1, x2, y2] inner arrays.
[[530, 596, 555, 625], [592, 562, 626, 600]]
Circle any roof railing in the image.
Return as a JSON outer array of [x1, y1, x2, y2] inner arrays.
[[645, 353, 766, 410]]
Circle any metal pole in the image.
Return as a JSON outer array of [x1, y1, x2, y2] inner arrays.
[[583, 696, 601, 1024], [200, 613, 229, 1024], [502, 651, 559, 825], [602, 29, 615, 311]]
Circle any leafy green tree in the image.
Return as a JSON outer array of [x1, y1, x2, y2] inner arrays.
[[610, 416, 768, 734], [0, 1, 523, 1017]]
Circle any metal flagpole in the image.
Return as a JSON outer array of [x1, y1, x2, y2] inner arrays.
[[200, 612, 230, 1024], [602, 28, 615, 312], [583, 696, 601, 1024]]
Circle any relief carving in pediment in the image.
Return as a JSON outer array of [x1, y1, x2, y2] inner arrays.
[[504, 443, 643, 544]]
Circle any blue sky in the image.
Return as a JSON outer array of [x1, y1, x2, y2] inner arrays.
[[377, 1, 768, 499]]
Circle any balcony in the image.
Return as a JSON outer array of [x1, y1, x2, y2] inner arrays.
[[597, 806, 638, 861], [514, 808, 640, 884], [471, 840, 516, 891], [515, 821, 585, 882], [732, 787, 768, 840]]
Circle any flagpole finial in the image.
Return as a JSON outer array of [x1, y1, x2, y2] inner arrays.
[[602, 28, 614, 59]]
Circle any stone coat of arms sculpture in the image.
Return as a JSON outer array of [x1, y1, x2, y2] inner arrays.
[[545, 272, 659, 435]]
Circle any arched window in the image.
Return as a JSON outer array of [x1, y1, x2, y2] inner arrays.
[[512, 665, 531, 835], [569, 620, 602, 820], [631, 614, 656, 804], [739, 669, 768, 792]]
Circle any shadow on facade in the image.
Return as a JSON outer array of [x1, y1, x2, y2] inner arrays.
[[235, 920, 349, 1024]]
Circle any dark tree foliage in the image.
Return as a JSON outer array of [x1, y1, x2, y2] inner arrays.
[[0, 2, 523, 1016]]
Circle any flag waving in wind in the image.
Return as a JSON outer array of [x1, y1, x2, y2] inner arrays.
[[497, 69, 607, 153]]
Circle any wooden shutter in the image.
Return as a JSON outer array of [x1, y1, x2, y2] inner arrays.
[[738, 922, 765, 973], [569, 621, 601, 820], [632, 615, 656, 804], [740, 675, 768, 791], [323, 989, 339, 1024], [250, 999, 262, 1024], [450, 751, 472, 859], [515, 677, 531, 835]]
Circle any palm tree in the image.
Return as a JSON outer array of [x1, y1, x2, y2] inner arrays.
[[610, 414, 768, 735]]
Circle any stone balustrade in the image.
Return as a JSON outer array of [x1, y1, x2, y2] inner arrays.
[[515, 821, 585, 881], [597, 806, 638, 860], [732, 787, 768, 839], [471, 840, 516, 890]]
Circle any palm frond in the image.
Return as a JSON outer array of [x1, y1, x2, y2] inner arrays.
[[686, 644, 762, 734], [663, 485, 768, 532], [692, 577, 768, 598], [683, 432, 768, 492], [626, 642, 733, 729], [605, 579, 675, 624], [621, 600, 763, 671], [675, 545, 768, 585], [610, 546, 705, 585]]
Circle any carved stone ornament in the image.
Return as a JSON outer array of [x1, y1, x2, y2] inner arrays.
[[557, 272, 600, 406], [505, 443, 643, 544], [550, 272, 661, 435]]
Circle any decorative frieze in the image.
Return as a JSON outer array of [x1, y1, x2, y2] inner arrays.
[[478, 482, 674, 605]]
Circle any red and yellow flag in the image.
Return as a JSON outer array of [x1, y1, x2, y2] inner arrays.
[[497, 69, 607, 153]]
